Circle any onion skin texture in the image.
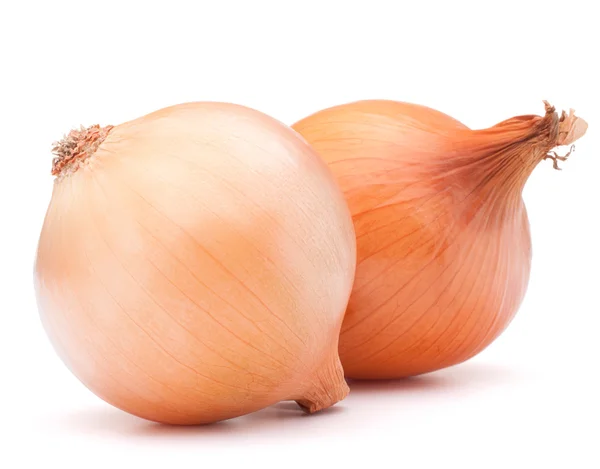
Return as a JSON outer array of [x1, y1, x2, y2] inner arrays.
[[293, 100, 587, 379], [35, 102, 356, 424]]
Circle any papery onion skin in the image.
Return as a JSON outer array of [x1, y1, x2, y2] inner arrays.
[[293, 100, 587, 379], [35, 102, 356, 424]]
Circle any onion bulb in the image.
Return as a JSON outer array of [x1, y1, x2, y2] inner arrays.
[[35, 102, 356, 424], [293, 100, 587, 379]]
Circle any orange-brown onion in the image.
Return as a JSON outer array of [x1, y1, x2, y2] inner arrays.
[[293, 100, 587, 379], [35, 102, 356, 424]]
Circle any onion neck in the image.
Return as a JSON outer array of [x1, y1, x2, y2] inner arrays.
[[51, 124, 113, 178], [448, 102, 588, 198], [294, 350, 349, 413]]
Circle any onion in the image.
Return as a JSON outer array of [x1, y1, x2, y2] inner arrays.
[[293, 100, 587, 379], [34, 102, 356, 424]]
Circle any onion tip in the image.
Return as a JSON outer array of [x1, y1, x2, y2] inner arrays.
[[51, 124, 113, 177], [541, 101, 588, 170]]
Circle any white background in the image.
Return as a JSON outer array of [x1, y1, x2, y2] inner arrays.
[[1, 1, 598, 467]]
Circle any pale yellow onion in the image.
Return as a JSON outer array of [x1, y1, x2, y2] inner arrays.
[[35, 102, 356, 425]]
